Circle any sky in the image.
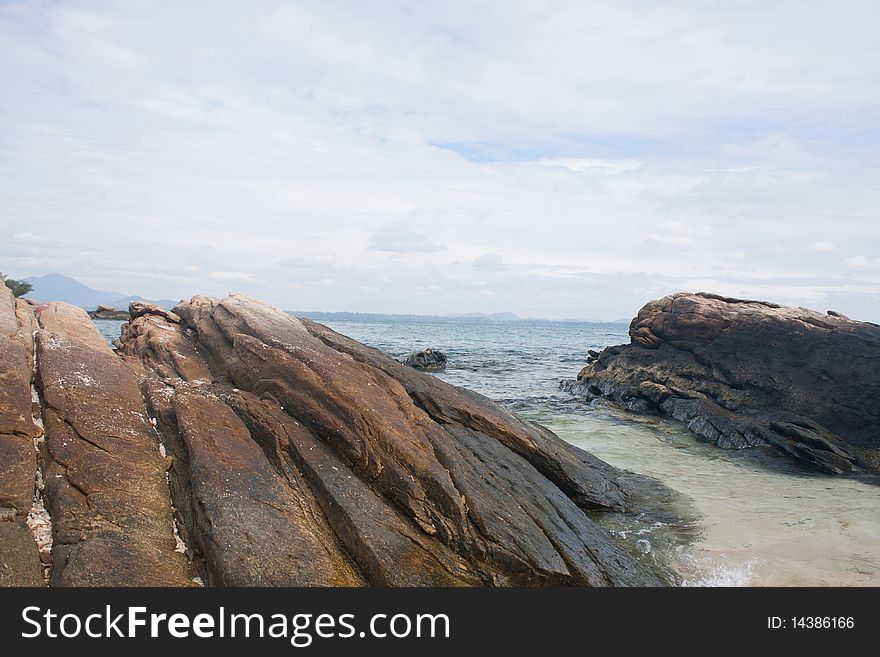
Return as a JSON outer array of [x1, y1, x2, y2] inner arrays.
[[1, 1, 879, 321]]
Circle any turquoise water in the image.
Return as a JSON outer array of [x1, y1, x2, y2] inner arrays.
[[94, 316, 880, 586]]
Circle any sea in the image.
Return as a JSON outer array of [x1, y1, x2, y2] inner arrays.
[[95, 316, 880, 586]]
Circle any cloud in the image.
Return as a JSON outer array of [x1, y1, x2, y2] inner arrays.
[[472, 253, 505, 269], [210, 270, 257, 282], [368, 223, 447, 253], [537, 158, 642, 175], [11, 232, 42, 243], [646, 221, 710, 247], [0, 1, 879, 321], [846, 256, 880, 272]]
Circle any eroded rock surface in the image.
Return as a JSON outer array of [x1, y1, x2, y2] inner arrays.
[[34, 302, 193, 586], [566, 292, 880, 475], [0, 287, 42, 585], [117, 294, 667, 586]]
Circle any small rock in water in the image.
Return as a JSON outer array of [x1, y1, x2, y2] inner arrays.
[[402, 347, 448, 371]]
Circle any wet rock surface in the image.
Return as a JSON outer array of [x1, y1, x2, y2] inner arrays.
[[566, 292, 880, 476], [403, 347, 448, 371], [117, 294, 668, 586]]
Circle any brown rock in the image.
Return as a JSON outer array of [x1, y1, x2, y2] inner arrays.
[[167, 388, 363, 586], [0, 286, 36, 516], [117, 311, 212, 381], [0, 289, 42, 587], [129, 300, 180, 323], [37, 302, 111, 352], [35, 303, 194, 586], [0, 520, 43, 586], [227, 391, 478, 586], [119, 293, 665, 586]]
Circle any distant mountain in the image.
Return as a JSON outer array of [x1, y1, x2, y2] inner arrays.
[[107, 295, 178, 310], [24, 273, 125, 309], [22, 273, 175, 310], [452, 311, 522, 321]]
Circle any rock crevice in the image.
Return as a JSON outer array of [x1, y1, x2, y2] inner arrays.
[[116, 294, 667, 586], [4, 293, 670, 586]]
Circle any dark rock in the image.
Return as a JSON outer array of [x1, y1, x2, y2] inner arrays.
[[566, 292, 880, 475], [0, 287, 36, 516], [35, 302, 194, 586], [403, 347, 448, 371], [117, 293, 668, 586], [88, 305, 130, 320]]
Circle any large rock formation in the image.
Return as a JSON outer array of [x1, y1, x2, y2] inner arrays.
[[0, 292, 672, 586], [34, 302, 194, 586], [115, 294, 667, 586], [0, 286, 42, 586], [566, 292, 880, 476]]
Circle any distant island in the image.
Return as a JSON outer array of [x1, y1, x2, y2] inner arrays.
[[17, 274, 629, 324], [23, 273, 177, 311]]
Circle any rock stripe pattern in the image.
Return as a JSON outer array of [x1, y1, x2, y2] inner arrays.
[[118, 295, 665, 586], [34, 302, 193, 586], [566, 292, 880, 476]]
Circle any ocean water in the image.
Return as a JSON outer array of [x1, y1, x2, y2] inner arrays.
[[94, 316, 880, 586]]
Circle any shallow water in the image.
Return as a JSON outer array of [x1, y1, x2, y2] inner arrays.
[[95, 316, 880, 586]]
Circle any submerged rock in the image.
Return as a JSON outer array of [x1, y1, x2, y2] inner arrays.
[[403, 347, 448, 371], [116, 294, 668, 586], [565, 292, 880, 476]]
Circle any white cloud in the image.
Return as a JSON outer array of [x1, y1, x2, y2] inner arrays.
[[368, 223, 447, 253], [11, 232, 42, 243], [472, 253, 505, 269], [0, 1, 879, 320], [846, 256, 880, 271], [647, 221, 711, 247], [536, 158, 642, 175], [210, 271, 257, 282]]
